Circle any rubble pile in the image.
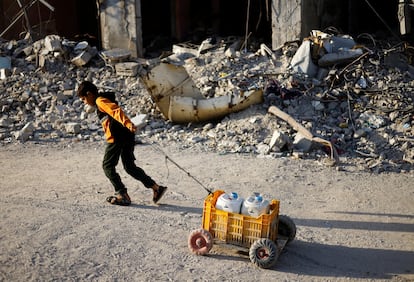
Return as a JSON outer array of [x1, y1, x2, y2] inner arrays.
[[0, 33, 413, 173]]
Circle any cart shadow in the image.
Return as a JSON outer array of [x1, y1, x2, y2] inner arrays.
[[277, 240, 414, 279], [294, 216, 414, 232], [206, 247, 252, 264], [204, 253, 250, 264], [275, 215, 414, 279], [202, 216, 414, 278]]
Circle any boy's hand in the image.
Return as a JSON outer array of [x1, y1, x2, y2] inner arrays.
[[130, 124, 137, 133]]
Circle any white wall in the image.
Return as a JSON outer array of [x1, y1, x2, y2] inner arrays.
[[99, 0, 141, 57], [271, 0, 302, 49]]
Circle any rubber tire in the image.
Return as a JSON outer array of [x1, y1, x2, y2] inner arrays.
[[249, 238, 279, 269], [278, 215, 296, 244], [188, 228, 213, 255]]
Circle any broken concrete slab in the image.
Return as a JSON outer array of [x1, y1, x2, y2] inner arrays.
[[172, 42, 199, 56], [293, 132, 313, 152], [115, 62, 139, 76], [318, 48, 363, 67], [65, 122, 81, 134], [0, 56, 11, 79], [269, 130, 290, 152], [130, 114, 148, 130], [44, 35, 62, 52], [289, 40, 318, 77], [71, 51, 92, 67], [100, 48, 131, 64], [15, 122, 35, 142]]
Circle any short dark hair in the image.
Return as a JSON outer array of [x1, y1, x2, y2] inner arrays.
[[77, 81, 98, 97]]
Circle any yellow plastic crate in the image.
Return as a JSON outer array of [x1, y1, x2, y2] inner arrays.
[[202, 190, 280, 248]]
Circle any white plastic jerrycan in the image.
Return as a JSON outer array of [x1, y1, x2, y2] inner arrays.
[[215, 192, 244, 213], [241, 192, 270, 217]]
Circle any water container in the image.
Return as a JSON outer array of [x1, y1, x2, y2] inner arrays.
[[241, 192, 270, 217], [215, 192, 244, 213]]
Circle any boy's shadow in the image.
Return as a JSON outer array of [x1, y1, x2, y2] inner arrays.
[[129, 203, 203, 215]]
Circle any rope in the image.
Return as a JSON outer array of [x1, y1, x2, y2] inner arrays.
[[145, 140, 213, 195]]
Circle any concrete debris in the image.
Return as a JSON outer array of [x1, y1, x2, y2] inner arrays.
[[0, 31, 413, 174], [115, 62, 139, 77], [269, 130, 291, 152], [293, 132, 313, 153], [100, 48, 131, 64], [65, 122, 81, 134], [290, 40, 318, 78], [173, 42, 200, 57], [268, 105, 338, 162], [0, 56, 11, 79], [71, 51, 92, 67], [130, 114, 148, 131], [318, 48, 363, 67], [15, 122, 35, 141], [44, 35, 62, 52]]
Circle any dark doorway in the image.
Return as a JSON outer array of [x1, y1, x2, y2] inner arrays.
[[348, 0, 400, 39], [0, 0, 99, 47], [141, 0, 272, 57]]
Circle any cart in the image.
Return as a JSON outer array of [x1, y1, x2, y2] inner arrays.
[[188, 190, 296, 269]]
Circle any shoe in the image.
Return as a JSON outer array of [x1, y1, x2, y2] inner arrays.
[[106, 191, 131, 206], [153, 186, 167, 203]]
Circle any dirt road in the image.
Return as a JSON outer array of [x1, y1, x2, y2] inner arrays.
[[0, 142, 413, 281]]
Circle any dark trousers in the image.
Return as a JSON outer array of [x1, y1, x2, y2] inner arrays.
[[102, 141, 156, 193]]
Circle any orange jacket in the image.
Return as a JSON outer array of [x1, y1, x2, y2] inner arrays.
[[96, 96, 135, 143]]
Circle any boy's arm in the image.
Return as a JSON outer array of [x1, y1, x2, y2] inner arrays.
[[96, 97, 136, 133]]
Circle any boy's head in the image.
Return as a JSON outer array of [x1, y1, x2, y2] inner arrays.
[[77, 81, 97, 106]]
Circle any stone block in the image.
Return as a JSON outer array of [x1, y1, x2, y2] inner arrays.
[[115, 62, 139, 76], [71, 51, 92, 67], [100, 48, 131, 64], [293, 132, 313, 152], [15, 122, 35, 141], [0, 57, 11, 80], [44, 35, 62, 52], [269, 130, 290, 151], [172, 42, 199, 56], [65, 122, 81, 134], [131, 114, 148, 130]]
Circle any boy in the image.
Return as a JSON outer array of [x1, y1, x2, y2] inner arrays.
[[77, 81, 167, 206]]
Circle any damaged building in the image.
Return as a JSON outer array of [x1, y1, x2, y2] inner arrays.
[[1, 0, 412, 58], [1, 0, 413, 172]]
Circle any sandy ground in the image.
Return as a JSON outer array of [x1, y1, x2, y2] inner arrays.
[[0, 141, 413, 282]]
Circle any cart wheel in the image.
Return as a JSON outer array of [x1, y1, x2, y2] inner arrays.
[[188, 228, 213, 255], [249, 238, 279, 269], [278, 215, 296, 243]]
